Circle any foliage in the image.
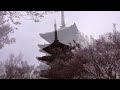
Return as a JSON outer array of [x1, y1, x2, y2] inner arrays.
[[0, 16, 15, 49], [0, 54, 49, 79], [40, 26, 120, 79], [0, 11, 57, 25], [0, 54, 34, 79], [0, 11, 56, 49], [1, 27, 120, 79]]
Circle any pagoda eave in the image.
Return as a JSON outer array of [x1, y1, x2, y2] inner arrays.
[[37, 56, 54, 62], [42, 41, 71, 55]]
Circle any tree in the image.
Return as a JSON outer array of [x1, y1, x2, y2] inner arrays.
[[0, 16, 15, 49], [0, 54, 35, 79], [0, 11, 56, 49], [0, 11, 56, 25], [40, 25, 120, 79]]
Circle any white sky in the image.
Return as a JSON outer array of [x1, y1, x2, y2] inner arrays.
[[0, 11, 120, 66]]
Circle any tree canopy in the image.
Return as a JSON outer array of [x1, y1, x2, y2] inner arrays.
[[0, 11, 56, 49], [0, 11, 56, 25]]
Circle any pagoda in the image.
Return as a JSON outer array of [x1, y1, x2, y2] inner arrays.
[[37, 20, 71, 63], [38, 11, 80, 52], [37, 11, 81, 63]]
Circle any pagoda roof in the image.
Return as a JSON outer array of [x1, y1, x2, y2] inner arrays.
[[42, 40, 71, 55], [38, 44, 49, 49], [40, 23, 79, 45], [37, 55, 54, 62]]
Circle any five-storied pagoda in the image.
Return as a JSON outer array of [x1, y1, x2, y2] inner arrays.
[[37, 11, 80, 63]]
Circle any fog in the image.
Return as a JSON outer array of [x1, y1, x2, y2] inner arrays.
[[0, 11, 120, 66]]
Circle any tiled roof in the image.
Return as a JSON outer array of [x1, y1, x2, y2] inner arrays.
[[40, 23, 79, 45]]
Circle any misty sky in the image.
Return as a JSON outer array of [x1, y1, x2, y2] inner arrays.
[[0, 11, 120, 66]]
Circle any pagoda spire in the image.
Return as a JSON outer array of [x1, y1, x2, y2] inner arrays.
[[61, 11, 66, 28], [54, 20, 58, 41]]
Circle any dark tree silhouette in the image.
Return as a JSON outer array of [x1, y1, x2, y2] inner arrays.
[[40, 25, 120, 79]]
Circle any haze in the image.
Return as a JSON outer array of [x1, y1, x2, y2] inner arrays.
[[0, 11, 120, 66]]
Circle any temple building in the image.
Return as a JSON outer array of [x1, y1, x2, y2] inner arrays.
[[37, 11, 81, 63], [38, 11, 80, 51], [37, 20, 71, 63]]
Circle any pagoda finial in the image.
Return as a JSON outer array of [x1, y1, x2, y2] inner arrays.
[[61, 11, 66, 28], [54, 20, 58, 41]]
